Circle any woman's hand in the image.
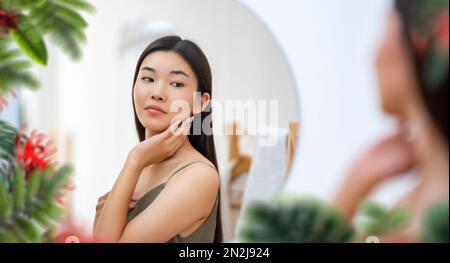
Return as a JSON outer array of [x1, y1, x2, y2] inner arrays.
[[349, 124, 414, 186], [93, 116, 194, 241], [93, 191, 109, 232], [128, 116, 194, 170], [333, 123, 415, 218], [93, 191, 138, 232]]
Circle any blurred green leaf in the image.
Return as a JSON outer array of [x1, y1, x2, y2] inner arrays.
[[356, 200, 411, 238], [239, 195, 354, 243], [0, 37, 39, 93], [0, 182, 12, 221], [9, 15, 48, 66], [12, 168, 26, 211], [421, 201, 449, 243], [56, 0, 96, 13]]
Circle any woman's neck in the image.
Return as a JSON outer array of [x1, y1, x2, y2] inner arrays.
[[408, 106, 449, 189]]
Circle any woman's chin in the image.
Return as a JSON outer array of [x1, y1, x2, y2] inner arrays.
[[143, 121, 169, 134]]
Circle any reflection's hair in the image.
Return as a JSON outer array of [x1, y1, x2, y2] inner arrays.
[[395, 0, 449, 140], [131, 36, 223, 243]]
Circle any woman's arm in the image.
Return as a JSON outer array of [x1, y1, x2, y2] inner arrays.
[[93, 158, 141, 241], [118, 164, 219, 242], [93, 116, 193, 242]]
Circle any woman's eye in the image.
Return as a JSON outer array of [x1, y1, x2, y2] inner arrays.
[[142, 77, 154, 83], [171, 82, 184, 88]]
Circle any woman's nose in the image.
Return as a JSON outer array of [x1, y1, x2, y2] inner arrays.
[[151, 93, 165, 101], [151, 84, 166, 101]]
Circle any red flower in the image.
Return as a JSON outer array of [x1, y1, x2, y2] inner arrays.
[[434, 11, 449, 54], [0, 10, 19, 34], [14, 127, 55, 179]]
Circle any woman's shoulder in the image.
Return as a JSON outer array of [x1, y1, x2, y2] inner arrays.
[[174, 158, 218, 183], [168, 157, 219, 192], [179, 147, 217, 171], [161, 158, 219, 216]]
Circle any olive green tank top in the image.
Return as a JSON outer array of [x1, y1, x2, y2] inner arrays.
[[126, 161, 219, 243]]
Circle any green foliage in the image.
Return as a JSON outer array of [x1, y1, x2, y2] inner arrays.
[[239, 194, 354, 243], [239, 195, 449, 243], [0, 0, 95, 93], [0, 0, 88, 243], [0, 119, 73, 243], [0, 36, 38, 95], [356, 200, 411, 239], [421, 201, 449, 243], [9, 14, 48, 65], [0, 164, 72, 242], [0, 119, 26, 187], [27, 0, 95, 61], [0, 119, 19, 162]]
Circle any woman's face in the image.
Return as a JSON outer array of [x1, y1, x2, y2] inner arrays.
[[133, 51, 208, 135], [376, 11, 420, 120]]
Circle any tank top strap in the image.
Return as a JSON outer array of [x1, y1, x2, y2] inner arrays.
[[166, 160, 217, 183]]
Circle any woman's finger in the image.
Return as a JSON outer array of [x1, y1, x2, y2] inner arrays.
[[96, 201, 105, 212], [164, 116, 192, 154], [162, 121, 183, 146], [169, 118, 184, 135], [352, 128, 414, 183], [98, 191, 110, 201], [173, 133, 187, 150], [182, 116, 194, 135], [166, 116, 192, 139], [332, 125, 414, 219], [157, 118, 183, 141], [96, 192, 110, 210], [129, 201, 137, 209], [174, 116, 194, 136], [96, 201, 105, 211]]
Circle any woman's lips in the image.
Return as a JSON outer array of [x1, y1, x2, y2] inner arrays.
[[145, 105, 167, 115]]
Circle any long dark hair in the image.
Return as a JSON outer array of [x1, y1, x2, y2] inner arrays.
[[131, 36, 223, 242], [395, 0, 449, 141]]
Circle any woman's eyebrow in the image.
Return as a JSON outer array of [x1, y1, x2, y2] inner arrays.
[[141, 66, 189, 78], [170, 70, 189, 78], [141, 66, 155, 72]]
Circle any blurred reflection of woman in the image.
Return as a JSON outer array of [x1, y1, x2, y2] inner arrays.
[[334, 0, 448, 242], [93, 36, 223, 242]]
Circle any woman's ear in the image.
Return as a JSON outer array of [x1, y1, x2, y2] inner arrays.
[[193, 92, 211, 114]]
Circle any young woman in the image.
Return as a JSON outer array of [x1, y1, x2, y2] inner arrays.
[[333, 0, 448, 242], [93, 36, 223, 243]]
